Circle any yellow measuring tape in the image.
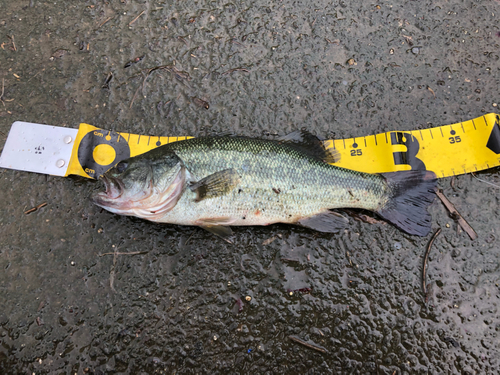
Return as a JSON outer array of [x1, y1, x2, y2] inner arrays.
[[66, 113, 500, 179]]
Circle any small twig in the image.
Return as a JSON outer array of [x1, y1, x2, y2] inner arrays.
[[422, 228, 441, 299], [402, 34, 413, 46], [0, 78, 4, 106], [471, 172, 500, 189], [97, 17, 113, 29], [346, 251, 353, 266], [281, 258, 301, 263], [177, 36, 188, 45], [129, 81, 143, 108], [8, 35, 16, 51], [262, 236, 277, 245], [221, 67, 249, 75], [184, 232, 196, 247], [129, 67, 158, 108], [450, 176, 456, 191], [27, 68, 45, 82], [110, 247, 117, 292], [129, 10, 145, 26], [24, 202, 47, 214], [99, 251, 147, 256], [435, 189, 477, 240], [289, 336, 326, 353], [427, 86, 436, 98]]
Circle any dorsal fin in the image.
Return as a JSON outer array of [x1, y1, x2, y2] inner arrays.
[[276, 130, 340, 163]]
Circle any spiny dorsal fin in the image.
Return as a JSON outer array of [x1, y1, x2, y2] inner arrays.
[[277, 130, 340, 163], [189, 168, 241, 202]]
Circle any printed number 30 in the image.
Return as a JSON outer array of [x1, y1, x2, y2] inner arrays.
[[449, 136, 461, 144], [350, 149, 362, 156]]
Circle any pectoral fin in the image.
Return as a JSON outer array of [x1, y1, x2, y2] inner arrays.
[[189, 168, 241, 202], [200, 225, 233, 243], [297, 210, 348, 233]]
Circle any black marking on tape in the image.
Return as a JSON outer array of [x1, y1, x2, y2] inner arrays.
[[440, 127, 444, 137], [472, 120, 476, 130], [137, 135, 141, 144], [390, 132, 426, 170], [77, 130, 130, 179], [364, 137, 367, 147], [430, 129, 434, 139], [461, 123, 465, 133], [419, 130, 423, 140], [486, 117, 500, 154]]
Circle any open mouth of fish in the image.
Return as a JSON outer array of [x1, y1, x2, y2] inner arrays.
[[92, 168, 186, 219], [91, 176, 125, 207], [93, 175, 125, 203]]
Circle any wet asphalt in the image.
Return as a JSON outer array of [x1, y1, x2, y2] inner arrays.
[[0, 0, 499, 373]]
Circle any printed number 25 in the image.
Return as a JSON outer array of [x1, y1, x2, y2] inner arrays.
[[449, 136, 461, 144], [350, 149, 362, 156]]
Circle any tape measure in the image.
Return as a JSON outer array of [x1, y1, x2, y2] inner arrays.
[[66, 125, 192, 178], [1, 113, 499, 179]]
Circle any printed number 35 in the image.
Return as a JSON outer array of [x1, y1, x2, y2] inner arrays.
[[449, 136, 461, 144]]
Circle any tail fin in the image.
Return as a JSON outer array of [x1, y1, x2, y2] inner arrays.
[[377, 170, 437, 236]]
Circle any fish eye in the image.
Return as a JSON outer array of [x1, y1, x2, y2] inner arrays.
[[115, 161, 128, 173]]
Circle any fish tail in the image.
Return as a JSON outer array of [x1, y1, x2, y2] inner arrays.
[[377, 170, 437, 236]]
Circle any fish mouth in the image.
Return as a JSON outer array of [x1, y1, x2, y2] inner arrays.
[[91, 175, 125, 207], [91, 166, 186, 218]]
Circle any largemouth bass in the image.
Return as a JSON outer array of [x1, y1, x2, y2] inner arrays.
[[92, 131, 437, 239]]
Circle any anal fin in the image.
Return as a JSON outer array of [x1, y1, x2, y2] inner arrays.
[[297, 210, 348, 233]]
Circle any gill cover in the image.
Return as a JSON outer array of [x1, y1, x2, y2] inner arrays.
[[91, 148, 186, 220]]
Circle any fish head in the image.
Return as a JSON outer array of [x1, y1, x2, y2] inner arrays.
[[92, 149, 186, 219]]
